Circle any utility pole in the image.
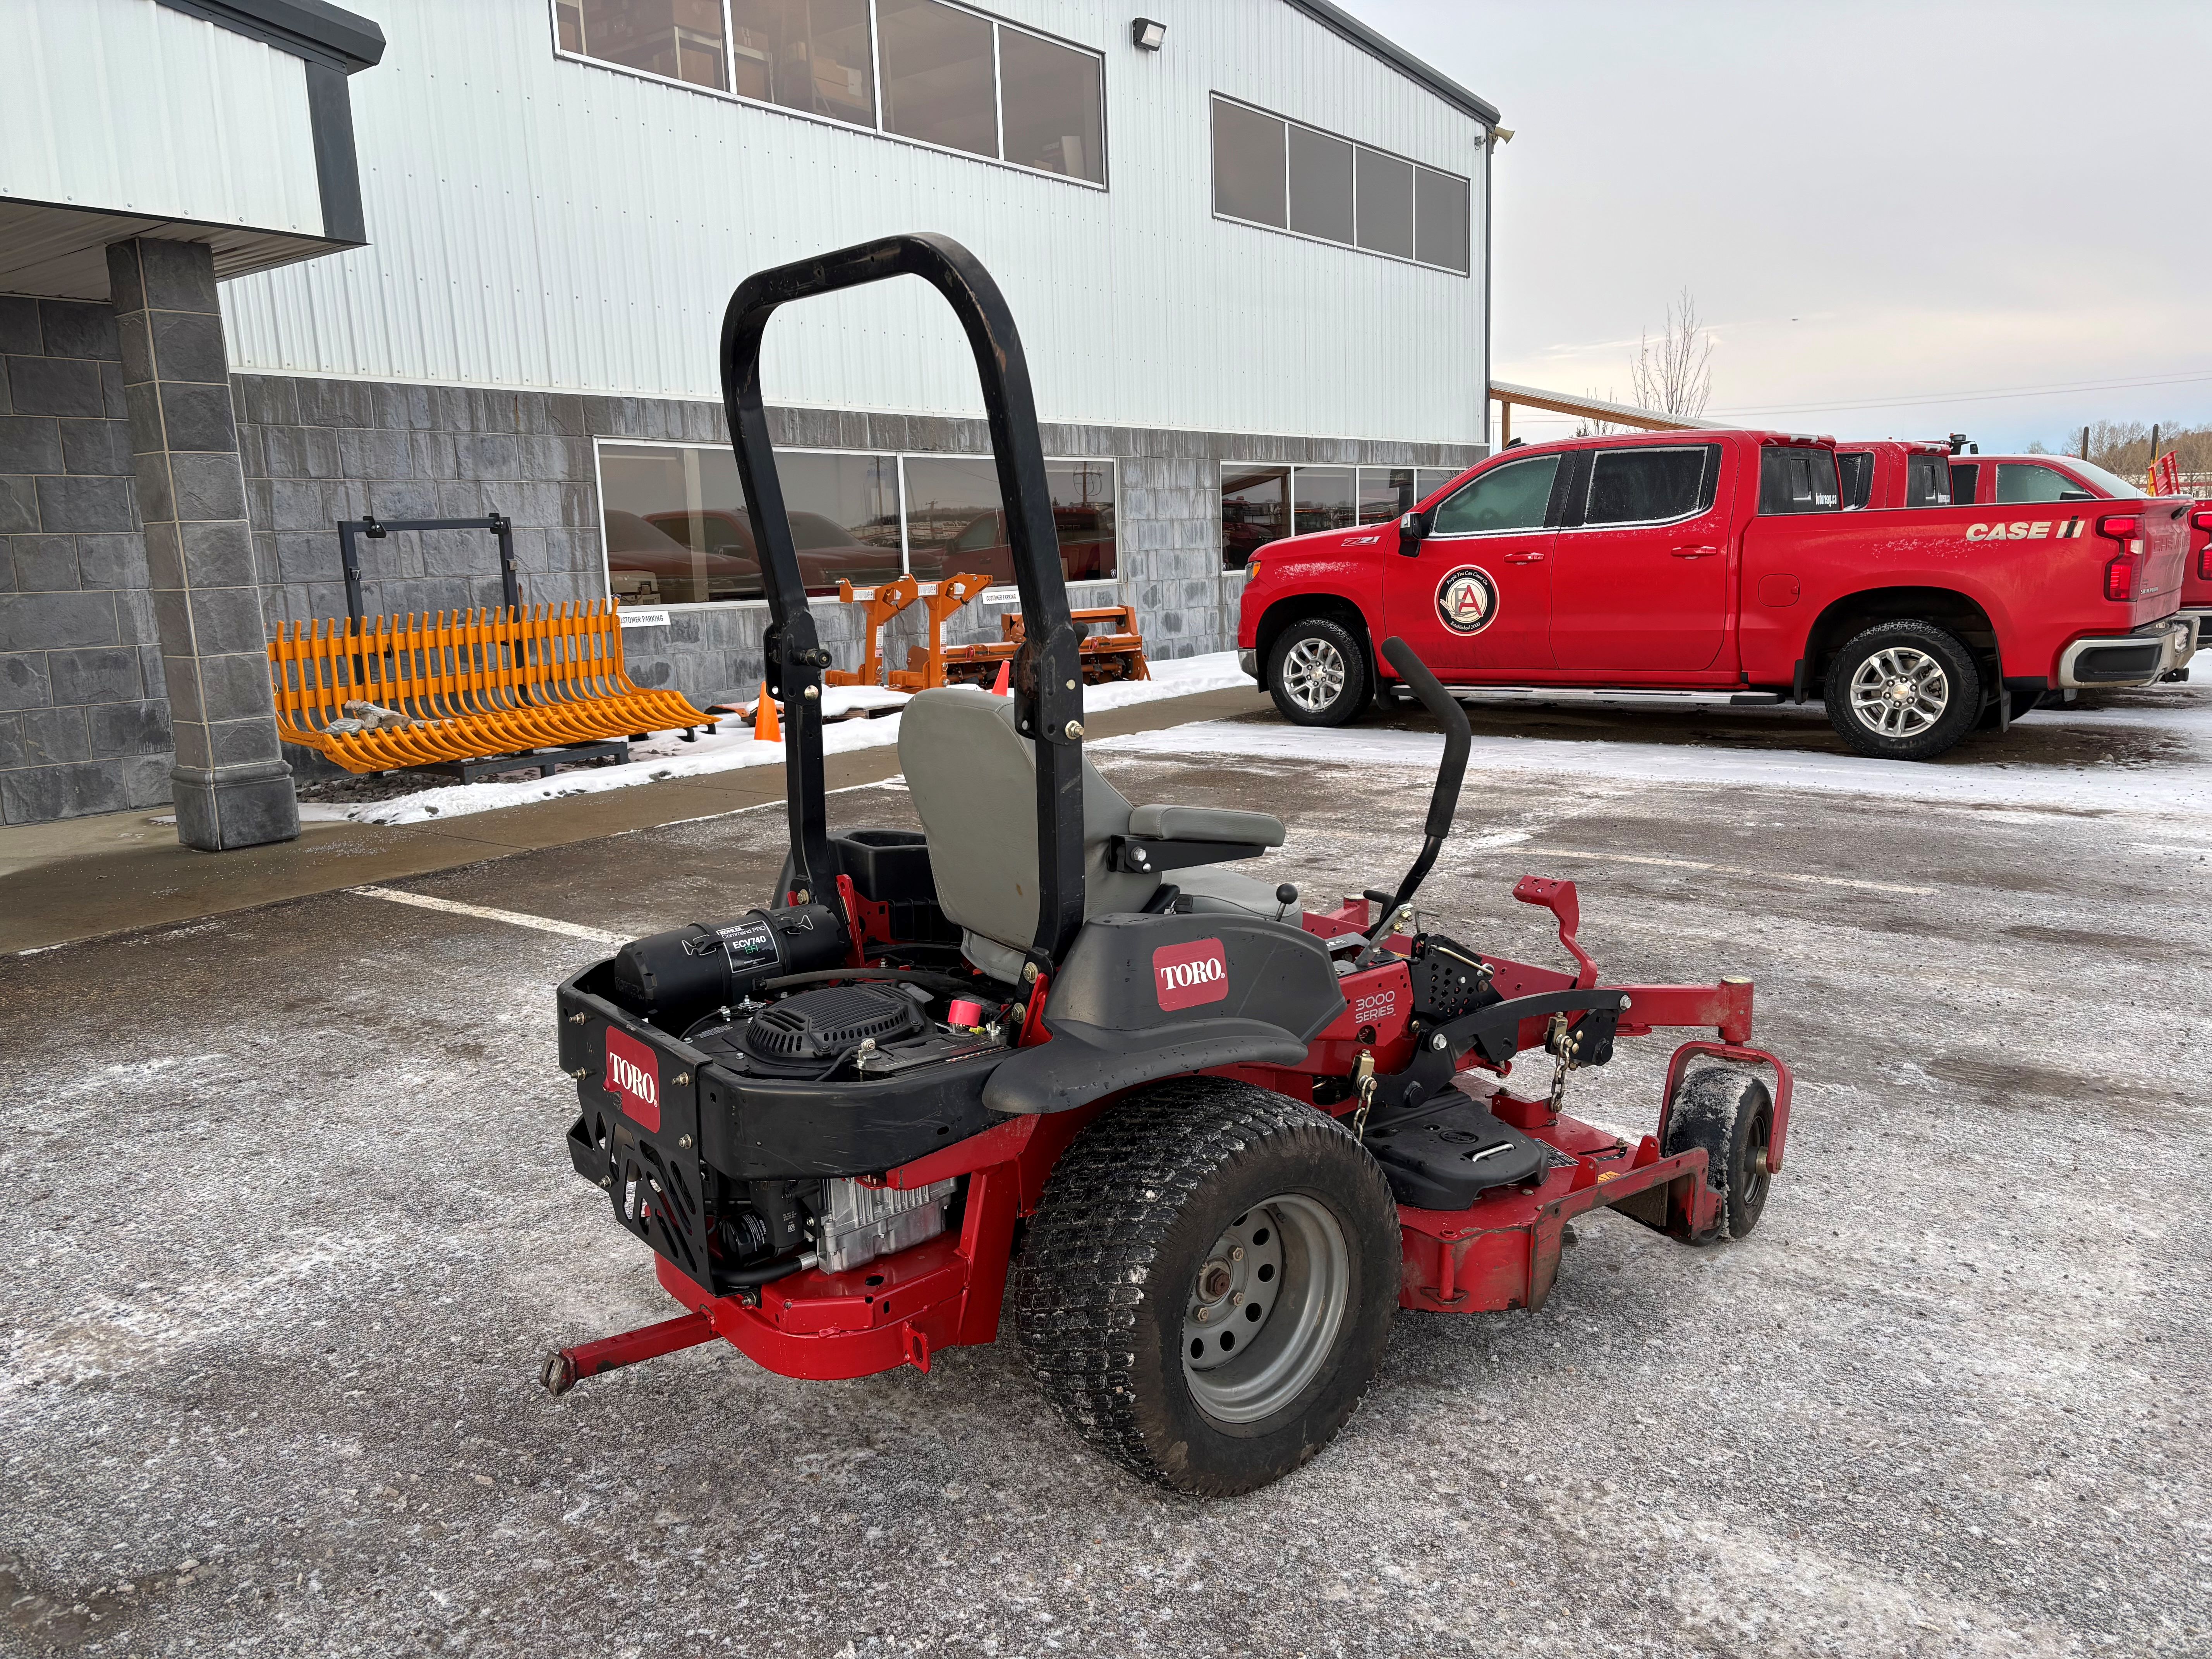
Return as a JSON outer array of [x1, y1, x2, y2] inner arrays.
[[2148, 423, 2160, 493], [2080, 424, 2090, 461]]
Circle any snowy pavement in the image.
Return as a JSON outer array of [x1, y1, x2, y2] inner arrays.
[[4, 706, 2207, 1656]]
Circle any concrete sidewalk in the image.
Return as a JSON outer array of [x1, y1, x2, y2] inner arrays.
[[0, 684, 1272, 954]]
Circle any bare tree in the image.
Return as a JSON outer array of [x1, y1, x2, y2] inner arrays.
[[1630, 289, 1715, 420], [1573, 389, 1624, 439]]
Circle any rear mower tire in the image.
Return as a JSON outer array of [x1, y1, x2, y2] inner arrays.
[[1013, 1079, 1398, 1496], [1661, 1066, 1774, 1244]]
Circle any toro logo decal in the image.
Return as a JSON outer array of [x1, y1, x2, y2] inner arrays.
[[1153, 938, 1230, 1011], [1966, 519, 2088, 542], [604, 1027, 661, 1132], [1435, 566, 1500, 635]]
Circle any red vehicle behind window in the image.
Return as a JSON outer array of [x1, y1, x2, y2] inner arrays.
[[1834, 440, 1953, 510], [1237, 429, 2196, 760]]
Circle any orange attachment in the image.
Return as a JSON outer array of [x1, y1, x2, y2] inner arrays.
[[889, 572, 994, 691], [825, 574, 921, 688], [941, 601, 1149, 686], [264, 601, 718, 775]]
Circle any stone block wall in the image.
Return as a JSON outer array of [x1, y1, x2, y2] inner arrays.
[[234, 374, 1482, 768], [0, 294, 169, 824]]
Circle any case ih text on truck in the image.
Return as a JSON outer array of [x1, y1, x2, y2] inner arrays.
[[1237, 430, 2197, 760]]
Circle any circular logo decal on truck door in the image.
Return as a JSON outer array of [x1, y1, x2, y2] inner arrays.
[[1436, 566, 1499, 635]]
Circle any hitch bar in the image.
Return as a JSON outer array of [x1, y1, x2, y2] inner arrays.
[[541, 1310, 716, 1396]]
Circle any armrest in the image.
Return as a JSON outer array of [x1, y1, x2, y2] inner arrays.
[[1127, 803, 1286, 848]]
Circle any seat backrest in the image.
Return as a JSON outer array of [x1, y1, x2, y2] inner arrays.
[[898, 687, 1157, 966]]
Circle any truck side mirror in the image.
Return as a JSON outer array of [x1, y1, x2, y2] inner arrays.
[[1396, 508, 1430, 556]]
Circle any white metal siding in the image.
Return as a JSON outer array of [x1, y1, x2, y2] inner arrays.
[[220, 0, 1485, 443], [0, 0, 323, 236]]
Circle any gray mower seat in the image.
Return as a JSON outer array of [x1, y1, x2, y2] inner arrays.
[[898, 686, 1296, 980]]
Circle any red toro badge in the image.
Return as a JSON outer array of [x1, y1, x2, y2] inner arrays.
[[604, 1027, 661, 1132], [1153, 938, 1230, 1011]]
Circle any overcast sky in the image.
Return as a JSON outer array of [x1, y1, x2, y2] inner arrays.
[[1341, 0, 2212, 452]]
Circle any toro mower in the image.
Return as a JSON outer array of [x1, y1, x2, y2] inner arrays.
[[543, 234, 1793, 1495]]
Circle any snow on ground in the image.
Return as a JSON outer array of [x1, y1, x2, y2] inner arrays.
[[305, 651, 1256, 827], [1096, 689, 2212, 819]]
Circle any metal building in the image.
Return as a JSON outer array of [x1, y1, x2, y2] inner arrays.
[[0, 0, 1497, 838]]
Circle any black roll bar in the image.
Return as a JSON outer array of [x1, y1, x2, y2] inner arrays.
[[336, 513, 520, 627], [719, 234, 1085, 970]]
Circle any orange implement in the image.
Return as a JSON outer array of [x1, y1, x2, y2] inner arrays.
[[889, 572, 994, 691], [941, 601, 1149, 686], [825, 574, 921, 688], [267, 601, 719, 775]]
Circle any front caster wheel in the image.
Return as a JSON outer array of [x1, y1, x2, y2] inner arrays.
[[1013, 1079, 1399, 1495], [1662, 1066, 1775, 1243]]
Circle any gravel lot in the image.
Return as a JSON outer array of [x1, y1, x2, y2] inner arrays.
[[5, 692, 2208, 1657]]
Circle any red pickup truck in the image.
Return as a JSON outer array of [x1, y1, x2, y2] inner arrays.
[[1235, 429, 2197, 760], [1949, 452, 2212, 661]]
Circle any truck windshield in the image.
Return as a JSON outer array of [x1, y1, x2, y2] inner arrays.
[[1758, 447, 1840, 514]]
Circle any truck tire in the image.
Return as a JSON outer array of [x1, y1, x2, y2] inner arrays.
[[1823, 620, 1982, 760], [1661, 1066, 1774, 1244], [1013, 1078, 1399, 1496], [1265, 616, 1368, 726]]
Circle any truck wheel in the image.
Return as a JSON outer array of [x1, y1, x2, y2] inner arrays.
[[1661, 1066, 1774, 1244], [1823, 620, 1981, 760], [1013, 1078, 1399, 1496], [1266, 617, 1368, 726]]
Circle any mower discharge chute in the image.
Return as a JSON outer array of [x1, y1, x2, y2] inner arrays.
[[545, 234, 1794, 1496]]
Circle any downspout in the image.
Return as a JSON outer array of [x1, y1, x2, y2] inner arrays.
[[1482, 123, 1496, 456]]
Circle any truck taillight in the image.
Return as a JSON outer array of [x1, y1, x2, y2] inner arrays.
[[2095, 514, 2145, 602]]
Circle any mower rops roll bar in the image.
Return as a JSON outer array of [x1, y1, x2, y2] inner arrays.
[[719, 234, 1085, 971], [1362, 636, 1471, 949]]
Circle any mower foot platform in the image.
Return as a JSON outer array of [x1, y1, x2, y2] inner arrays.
[[1363, 1095, 1559, 1209]]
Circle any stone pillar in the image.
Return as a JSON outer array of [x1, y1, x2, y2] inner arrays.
[[108, 238, 297, 851]]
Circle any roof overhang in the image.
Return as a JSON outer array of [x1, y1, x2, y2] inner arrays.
[[0, 0, 384, 301], [1283, 0, 1501, 127], [1490, 381, 1729, 433]]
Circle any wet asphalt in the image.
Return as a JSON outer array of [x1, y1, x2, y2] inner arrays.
[[3, 699, 2208, 1658]]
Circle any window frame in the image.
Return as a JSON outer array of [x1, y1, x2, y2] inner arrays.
[[1568, 443, 1721, 532], [593, 436, 1120, 612], [549, 0, 1109, 192], [1220, 463, 1465, 567], [1208, 92, 1473, 276], [1426, 452, 1566, 539]]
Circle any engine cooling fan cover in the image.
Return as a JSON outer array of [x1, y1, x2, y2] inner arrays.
[[739, 983, 929, 1073]]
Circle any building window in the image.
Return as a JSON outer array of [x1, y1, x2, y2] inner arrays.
[[556, 0, 1106, 187], [1221, 462, 1459, 568], [1210, 95, 1471, 275], [597, 441, 1115, 608], [556, 0, 730, 90], [730, 0, 876, 124]]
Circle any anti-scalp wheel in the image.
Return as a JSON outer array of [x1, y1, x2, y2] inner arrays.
[[1013, 1078, 1398, 1495]]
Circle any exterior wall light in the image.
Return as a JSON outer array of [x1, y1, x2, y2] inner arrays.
[[1132, 18, 1166, 50]]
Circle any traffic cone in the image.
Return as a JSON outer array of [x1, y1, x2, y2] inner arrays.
[[989, 659, 1011, 697], [753, 682, 780, 742]]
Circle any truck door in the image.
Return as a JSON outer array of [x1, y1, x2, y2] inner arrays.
[[1385, 450, 1561, 672], [1551, 442, 1732, 672]]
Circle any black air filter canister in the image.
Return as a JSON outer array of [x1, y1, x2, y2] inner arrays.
[[612, 903, 849, 1020]]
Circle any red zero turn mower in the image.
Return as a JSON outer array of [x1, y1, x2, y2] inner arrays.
[[545, 235, 1794, 1495]]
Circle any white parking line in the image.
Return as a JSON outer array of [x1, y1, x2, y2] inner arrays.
[[350, 886, 631, 944], [1527, 848, 1936, 896]]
